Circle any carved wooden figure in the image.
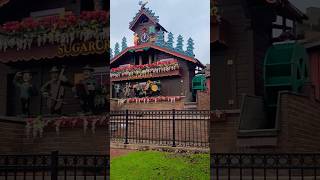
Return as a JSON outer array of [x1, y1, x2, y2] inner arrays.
[[13, 71, 37, 116], [40, 66, 72, 115]]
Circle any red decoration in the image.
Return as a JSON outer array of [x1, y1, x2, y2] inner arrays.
[[0, 10, 109, 34], [25, 115, 108, 136], [111, 59, 178, 72], [122, 96, 183, 104], [111, 59, 180, 81]]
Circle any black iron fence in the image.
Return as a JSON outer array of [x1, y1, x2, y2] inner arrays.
[[211, 153, 320, 180], [0, 151, 109, 180], [110, 110, 210, 147]]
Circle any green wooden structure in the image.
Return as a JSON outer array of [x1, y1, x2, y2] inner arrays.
[[263, 42, 309, 125], [192, 74, 206, 91]]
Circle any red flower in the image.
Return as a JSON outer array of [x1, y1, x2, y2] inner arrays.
[[2, 21, 21, 32]]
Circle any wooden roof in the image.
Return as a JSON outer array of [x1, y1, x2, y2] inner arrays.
[[129, 6, 167, 32], [110, 43, 204, 67], [265, 0, 308, 22]]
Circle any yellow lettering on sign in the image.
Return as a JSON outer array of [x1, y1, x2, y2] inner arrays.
[[88, 42, 95, 52], [58, 40, 108, 56], [57, 45, 64, 56], [96, 40, 104, 51], [64, 44, 71, 55], [80, 43, 88, 53]]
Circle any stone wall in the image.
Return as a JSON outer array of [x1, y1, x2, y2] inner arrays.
[[277, 92, 320, 152], [0, 117, 109, 155], [210, 110, 240, 153], [211, 92, 320, 153], [0, 118, 25, 154], [197, 91, 210, 110]]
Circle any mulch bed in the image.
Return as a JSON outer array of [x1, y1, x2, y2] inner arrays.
[[110, 148, 135, 159]]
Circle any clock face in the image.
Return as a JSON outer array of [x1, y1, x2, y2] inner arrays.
[[140, 32, 150, 43]]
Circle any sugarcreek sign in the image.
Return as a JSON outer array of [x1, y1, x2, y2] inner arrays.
[[57, 39, 109, 57]]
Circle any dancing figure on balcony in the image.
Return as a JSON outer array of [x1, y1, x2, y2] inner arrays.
[[13, 70, 37, 116]]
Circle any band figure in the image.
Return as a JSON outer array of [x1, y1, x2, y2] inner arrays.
[[13, 70, 37, 116], [134, 33, 140, 46], [40, 66, 72, 115], [75, 65, 99, 114]]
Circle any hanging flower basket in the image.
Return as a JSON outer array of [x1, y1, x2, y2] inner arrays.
[[0, 10, 109, 52], [25, 115, 108, 137], [119, 96, 184, 104], [111, 59, 180, 81]]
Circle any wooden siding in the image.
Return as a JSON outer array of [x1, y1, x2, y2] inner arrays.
[[5, 54, 106, 116], [211, 0, 274, 110]]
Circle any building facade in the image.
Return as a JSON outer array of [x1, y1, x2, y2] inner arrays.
[[110, 4, 204, 108], [0, 0, 109, 116]]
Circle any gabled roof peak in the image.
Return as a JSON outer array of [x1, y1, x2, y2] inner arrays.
[[129, 5, 164, 31]]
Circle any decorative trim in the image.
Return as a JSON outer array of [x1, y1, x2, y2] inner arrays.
[[111, 59, 180, 80], [117, 96, 184, 104], [110, 43, 199, 64]]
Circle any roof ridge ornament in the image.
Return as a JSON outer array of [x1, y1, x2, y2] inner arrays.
[[139, 0, 149, 9]]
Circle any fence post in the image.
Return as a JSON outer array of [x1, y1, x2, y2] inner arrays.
[[172, 109, 176, 147], [124, 109, 129, 144], [51, 151, 58, 180]]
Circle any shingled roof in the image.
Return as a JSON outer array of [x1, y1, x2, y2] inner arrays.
[[129, 6, 167, 32]]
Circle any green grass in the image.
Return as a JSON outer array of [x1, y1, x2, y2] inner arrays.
[[111, 151, 210, 180]]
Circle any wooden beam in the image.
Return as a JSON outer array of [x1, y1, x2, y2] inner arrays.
[[272, 24, 292, 30], [148, 54, 152, 64], [282, 16, 287, 32], [139, 55, 142, 65]]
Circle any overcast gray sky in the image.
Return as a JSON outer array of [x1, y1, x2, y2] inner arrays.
[[290, 0, 320, 12], [110, 0, 210, 64], [111, 0, 320, 65]]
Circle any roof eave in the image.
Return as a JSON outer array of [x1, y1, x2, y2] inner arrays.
[[275, 0, 308, 23], [111, 44, 199, 65]]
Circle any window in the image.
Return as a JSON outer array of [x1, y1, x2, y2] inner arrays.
[[272, 15, 295, 38], [81, 0, 94, 11]]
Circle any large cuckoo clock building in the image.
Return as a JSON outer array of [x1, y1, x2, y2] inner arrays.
[[0, 0, 109, 116], [110, 4, 205, 110]]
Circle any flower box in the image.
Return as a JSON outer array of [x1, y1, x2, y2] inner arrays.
[[0, 10, 109, 51], [118, 96, 184, 104], [111, 59, 180, 81]]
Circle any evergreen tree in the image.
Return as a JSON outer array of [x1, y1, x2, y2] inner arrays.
[[110, 48, 113, 59], [114, 43, 120, 56], [175, 35, 184, 52], [155, 30, 165, 46], [121, 37, 127, 51], [186, 38, 195, 56], [166, 32, 174, 49]]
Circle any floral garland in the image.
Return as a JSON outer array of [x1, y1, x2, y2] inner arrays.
[[25, 116, 50, 138], [0, 10, 109, 52], [111, 59, 179, 79], [53, 115, 108, 135], [25, 115, 108, 137], [118, 96, 183, 104]]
